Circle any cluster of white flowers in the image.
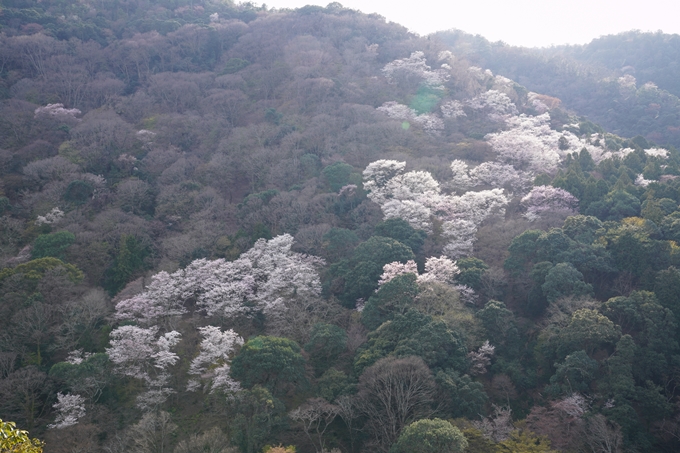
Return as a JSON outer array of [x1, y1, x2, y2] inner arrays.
[[36, 207, 64, 225], [106, 326, 181, 409], [49, 393, 86, 429], [467, 90, 518, 121], [645, 147, 669, 158], [377, 256, 460, 288], [520, 185, 579, 221], [381, 51, 449, 88], [115, 234, 324, 324], [363, 160, 509, 258], [65, 349, 93, 365], [635, 174, 654, 187], [376, 102, 445, 134], [618, 75, 637, 90], [468, 340, 495, 375], [441, 100, 467, 119], [34, 103, 81, 122], [136, 129, 157, 142], [187, 326, 243, 394], [449, 160, 530, 194]]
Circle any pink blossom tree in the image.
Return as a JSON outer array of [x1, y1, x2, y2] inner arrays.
[[106, 325, 181, 410], [520, 185, 579, 221], [187, 326, 243, 394]]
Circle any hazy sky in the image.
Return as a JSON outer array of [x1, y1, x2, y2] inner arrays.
[[257, 0, 679, 48]]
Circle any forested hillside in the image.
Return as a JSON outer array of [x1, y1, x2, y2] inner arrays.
[[2, 2, 680, 453], [437, 29, 680, 148]]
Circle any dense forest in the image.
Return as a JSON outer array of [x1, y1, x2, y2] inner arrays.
[[436, 29, 680, 148], [2, 1, 680, 453]]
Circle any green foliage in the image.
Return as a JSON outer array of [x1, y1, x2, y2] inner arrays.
[[435, 369, 488, 418], [585, 190, 641, 220], [476, 300, 521, 356], [390, 418, 467, 453], [362, 273, 419, 330], [49, 353, 109, 401], [321, 162, 354, 192], [231, 336, 307, 395], [496, 430, 558, 453], [229, 386, 287, 453], [315, 368, 351, 402], [554, 309, 621, 358], [354, 310, 468, 375], [541, 263, 593, 303], [0, 419, 44, 453], [654, 266, 680, 325], [548, 350, 598, 396], [455, 257, 488, 290], [374, 218, 427, 254], [0, 257, 84, 287], [104, 234, 148, 295], [63, 180, 94, 205], [322, 227, 360, 262], [328, 236, 415, 308], [504, 230, 543, 277], [562, 215, 603, 244], [304, 323, 347, 374], [31, 231, 75, 260]]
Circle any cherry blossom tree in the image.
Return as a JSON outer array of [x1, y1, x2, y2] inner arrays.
[[106, 326, 181, 410], [441, 100, 466, 119], [364, 160, 508, 258], [467, 341, 495, 375], [378, 260, 418, 287], [417, 256, 460, 284], [467, 90, 518, 121], [187, 326, 243, 394], [363, 160, 407, 205], [48, 393, 86, 429], [381, 51, 448, 88], [34, 104, 81, 123], [378, 256, 459, 288], [115, 234, 325, 323], [381, 200, 432, 232], [520, 185, 579, 221]]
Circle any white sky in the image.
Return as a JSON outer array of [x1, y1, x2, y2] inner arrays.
[[257, 0, 680, 48]]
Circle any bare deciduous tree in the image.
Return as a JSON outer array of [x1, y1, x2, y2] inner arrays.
[[289, 398, 339, 453], [355, 356, 436, 452]]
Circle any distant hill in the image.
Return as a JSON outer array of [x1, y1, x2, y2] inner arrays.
[[436, 29, 680, 147]]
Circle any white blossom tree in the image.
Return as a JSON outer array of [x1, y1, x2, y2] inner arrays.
[[106, 325, 181, 410], [186, 326, 243, 394], [416, 256, 460, 284], [520, 185, 579, 221], [377, 260, 418, 287], [114, 234, 325, 323], [48, 393, 86, 429], [377, 256, 459, 288], [467, 341, 495, 375]]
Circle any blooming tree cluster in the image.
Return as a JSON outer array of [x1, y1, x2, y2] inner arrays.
[[187, 326, 243, 394], [468, 340, 495, 375], [48, 393, 86, 429], [467, 90, 518, 121], [520, 185, 579, 221], [449, 160, 530, 194], [364, 160, 508, 258], [115, 234, 325, 324], [35, 207, 64, 225], [381, 51, 448, 88], [106, 325, 181, 409], [441, 100, 466, 119], [34, 103, 81, 122], [377, 256, 460, 288], [376, 102, 444, 134]]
